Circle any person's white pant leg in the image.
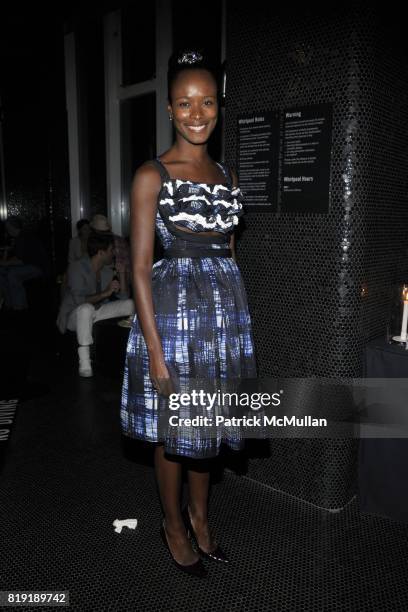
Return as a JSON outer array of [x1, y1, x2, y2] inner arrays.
[[93, 298, 134, 323], [67, 303, 96, 346]]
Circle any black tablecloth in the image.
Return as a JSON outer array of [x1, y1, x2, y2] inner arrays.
[[358, 336, 408, 523], [365, 336, 408, 377]]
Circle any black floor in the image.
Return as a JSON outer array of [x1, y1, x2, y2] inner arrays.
[[1, 318, 408, 611]]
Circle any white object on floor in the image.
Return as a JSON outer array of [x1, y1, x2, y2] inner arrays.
[[113, 518, 138, 533]]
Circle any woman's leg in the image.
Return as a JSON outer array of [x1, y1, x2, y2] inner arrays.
[[154, 444, 199, 564], [187, 466, 217, 553]]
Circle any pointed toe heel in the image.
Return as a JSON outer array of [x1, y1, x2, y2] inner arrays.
[[181, 507, 229, 563], [160, 521, 207, 578]]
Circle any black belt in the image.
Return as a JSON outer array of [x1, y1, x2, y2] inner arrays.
[[164, 248, 232, 259]]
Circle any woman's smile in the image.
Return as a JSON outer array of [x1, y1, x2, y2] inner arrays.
[[186, 124, 208, 133]]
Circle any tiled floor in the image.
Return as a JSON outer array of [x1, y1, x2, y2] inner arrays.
[[1, 316, 408, 611]]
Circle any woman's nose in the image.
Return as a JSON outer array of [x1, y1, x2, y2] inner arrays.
[[191, 106, 202, 119]]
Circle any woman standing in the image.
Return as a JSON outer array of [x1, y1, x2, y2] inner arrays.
[[121, 50, 257, 577]]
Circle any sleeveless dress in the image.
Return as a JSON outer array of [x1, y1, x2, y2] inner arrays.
[[120, 158, 257, 458]]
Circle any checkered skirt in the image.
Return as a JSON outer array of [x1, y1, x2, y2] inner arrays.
[[120, 209, 257, 459]]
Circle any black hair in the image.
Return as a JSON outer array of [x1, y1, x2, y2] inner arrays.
[[167, 49, 220, 102], [87, 230, 114, 258], [76, 218, 89, 232]]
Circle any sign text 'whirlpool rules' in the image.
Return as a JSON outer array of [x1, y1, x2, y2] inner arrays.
[[237, 103, 333, 213]]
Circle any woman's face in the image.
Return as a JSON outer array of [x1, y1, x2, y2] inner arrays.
[[168, 69, 218, 146]]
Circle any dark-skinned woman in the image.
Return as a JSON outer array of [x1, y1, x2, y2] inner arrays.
[[120, 49, 257, 577]]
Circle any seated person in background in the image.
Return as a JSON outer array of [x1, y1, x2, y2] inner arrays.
[[90, 214, 131, 291], [68, 218, 90, 263], [0, 216, 49, 311], [57, 231, 134, 377]]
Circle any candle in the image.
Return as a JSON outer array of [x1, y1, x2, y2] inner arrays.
[[401, 286, 408, 342]]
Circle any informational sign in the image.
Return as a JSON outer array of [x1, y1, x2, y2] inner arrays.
[[0, 399, 18, 468], [237, 112, 280, 212], [281, 104, 333, 213], [236, 104, 333, 213]]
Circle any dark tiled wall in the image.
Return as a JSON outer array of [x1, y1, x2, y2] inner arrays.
[[225, 5, 408, 507]]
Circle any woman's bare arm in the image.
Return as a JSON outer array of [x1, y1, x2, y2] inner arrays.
[[229, 168, 239, 262], [130, 162, 172, 393]]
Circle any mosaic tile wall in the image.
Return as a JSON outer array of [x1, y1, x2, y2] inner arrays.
[[225, 5, 408, 507]]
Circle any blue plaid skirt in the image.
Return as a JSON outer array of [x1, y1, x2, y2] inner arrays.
[[120, 223, 257, 458]]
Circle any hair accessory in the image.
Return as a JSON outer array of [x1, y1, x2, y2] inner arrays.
[[178, 51, 203, 65]]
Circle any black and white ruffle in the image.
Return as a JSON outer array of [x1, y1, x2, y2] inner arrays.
[[158, 179, 245, 233]]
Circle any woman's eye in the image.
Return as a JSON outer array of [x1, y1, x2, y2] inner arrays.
[[204, 100, 214, 105], [179, 102, 190, 107]]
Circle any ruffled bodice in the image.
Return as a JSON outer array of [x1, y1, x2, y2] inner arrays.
[[158, 177, 244, 234]]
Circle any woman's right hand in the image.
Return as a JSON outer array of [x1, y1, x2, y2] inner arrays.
[[149, 355, 175, 398], [130, 162, 175, 398]]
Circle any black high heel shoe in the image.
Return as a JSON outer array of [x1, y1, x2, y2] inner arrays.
[[181, 506, 229, 563], [160, 519, 207, 578]]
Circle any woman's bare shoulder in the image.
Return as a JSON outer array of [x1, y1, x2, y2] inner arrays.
[[132, 160, 162, 191]]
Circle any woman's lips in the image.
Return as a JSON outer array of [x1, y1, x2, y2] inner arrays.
[[186, 124, 207, 133]]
